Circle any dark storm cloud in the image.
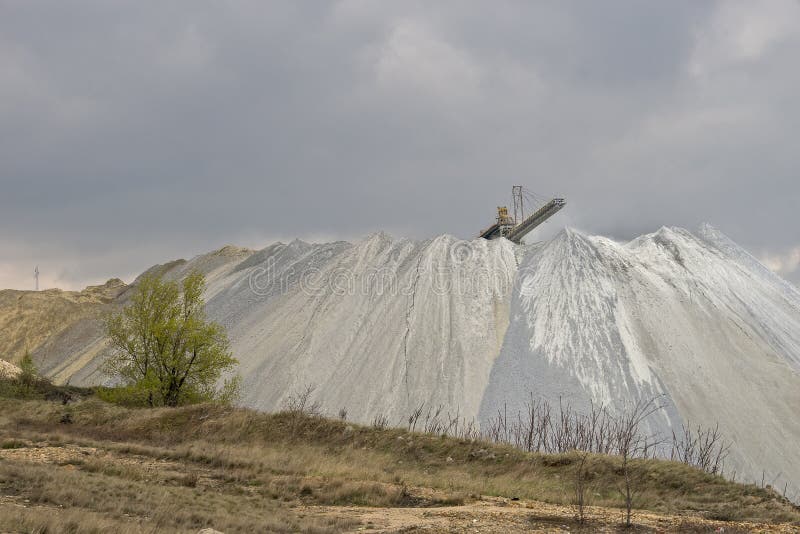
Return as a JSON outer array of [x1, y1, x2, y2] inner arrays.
[[1, 0, 799, 289]]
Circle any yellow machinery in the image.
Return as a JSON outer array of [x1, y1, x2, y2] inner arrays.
[[496, 206, 513, 225]]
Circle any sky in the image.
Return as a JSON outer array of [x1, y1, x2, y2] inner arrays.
[[1, 0, 799, 290]]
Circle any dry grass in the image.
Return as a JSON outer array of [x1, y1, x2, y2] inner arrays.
[[0, 397, 798, 533], [0, 458, 358, 533]]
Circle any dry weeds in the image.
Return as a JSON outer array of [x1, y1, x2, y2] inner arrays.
[[0, 397, 798, 533]]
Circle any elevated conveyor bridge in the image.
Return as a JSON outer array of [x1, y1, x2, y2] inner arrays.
[[479, 186, 565, 244]]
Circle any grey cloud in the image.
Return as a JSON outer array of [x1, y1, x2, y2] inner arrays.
[[1, 1, 798, 289]]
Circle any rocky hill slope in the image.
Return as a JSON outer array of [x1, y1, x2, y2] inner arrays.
[[2, 225, 799, 500], [0, 279, 127, 377]]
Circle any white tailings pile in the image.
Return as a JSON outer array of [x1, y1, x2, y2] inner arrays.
[[42, 225, 800, 499], [480, 224, 800, 498], [204, 233, 518, 423]]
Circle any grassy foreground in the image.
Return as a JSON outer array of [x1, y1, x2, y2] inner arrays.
[[0, 395, 798, 533]]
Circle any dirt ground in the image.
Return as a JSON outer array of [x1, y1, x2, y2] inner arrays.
[[300, 498, 800, 533]]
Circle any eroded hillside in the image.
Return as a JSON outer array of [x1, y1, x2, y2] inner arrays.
[[0, 279, 127, 366]]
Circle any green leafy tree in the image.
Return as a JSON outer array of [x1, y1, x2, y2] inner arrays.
[[105, 271, 239, 407], [17, 350, 38, 394]]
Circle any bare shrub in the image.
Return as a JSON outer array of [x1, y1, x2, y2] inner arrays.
[[669, 421, 730, 475], [282, 384, 323, 417], [482, 396, 650, 457], [404, 403, 479, 439], [457, 419, 481, 441], [479, 395, 727, 471], [407, 403, 424, 432], [573, 451, 590, 523], [371, 413, 389, 430], [422, 405, 445, 434], [613, 397, 663, 528]]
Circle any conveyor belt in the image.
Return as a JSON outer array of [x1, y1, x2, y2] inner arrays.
[[504, 198, 565, 243]]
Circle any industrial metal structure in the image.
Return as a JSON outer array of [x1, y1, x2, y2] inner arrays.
[[479, 186, 565, 244]]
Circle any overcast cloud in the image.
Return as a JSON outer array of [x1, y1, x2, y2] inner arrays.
[[1, 0, 799, 290]]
